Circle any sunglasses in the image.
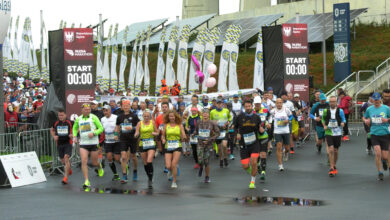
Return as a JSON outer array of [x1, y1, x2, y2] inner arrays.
[[82, 104, 91, 108]]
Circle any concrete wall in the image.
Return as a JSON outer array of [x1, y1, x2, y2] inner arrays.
[[182, 0, 219, 19], [210, 0, 390, 28]]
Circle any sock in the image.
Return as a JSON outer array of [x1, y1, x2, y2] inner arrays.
[[367, 138, 372, 149], [147, 163, 153, 181], [133, 169, 137, 174], [251, 176, 256, 183], [260, 158, 267, 172], [109, 162, 117, 174]]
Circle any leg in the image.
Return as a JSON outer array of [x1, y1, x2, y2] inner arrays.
[[121, 151, 128, 175], [63, 154, 71, 178], [191, 144, 199, 164], [276, 142, 283, 165], [374, 145, 382, 171], [171, 151, 181, 183], [328, 146, 335, 169], [165, 153, 172, 171], [79, 148, 90, 181], [222, 140, 228, 159]]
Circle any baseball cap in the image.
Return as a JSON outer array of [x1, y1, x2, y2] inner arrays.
[[162, 95, 169, 99], [103, 105, 111, 110], [91, 100, 98, 105], [319, 93, 327, 101], [294, 93, 300, 98], [267, 87, 273, 91], [372, 92, 381, 100], [109, 99, 116, 103], [191, 107, 198, 111], [203, 95, 209, 100], [217, 98, 223, 103], [253, 96, 262, 104], [133, 97, 139, 102], [233, 94, 239, 98]]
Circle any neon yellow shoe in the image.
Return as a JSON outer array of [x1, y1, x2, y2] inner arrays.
[[98, 164, 104, 177], [83, 179, 91, 191], [249, 181, 256, 189]]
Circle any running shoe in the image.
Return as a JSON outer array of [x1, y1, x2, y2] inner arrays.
[[278, 164, 284, 172], [163, 167, 169, 173], [121, 175, 128, 184], [68, 169, 72, 176], [61, 176, 68, 185], [204, 176, 211, 183], [133, 171, 138, 181], [378, 172, 384, 181], [171, 182, 178, 188], [343, 136, 350, 141], [148, 180, 153, 189], [260, 171, 266, 180], [334, 167, 338, 175], [267, 148, 272, 156], [366, 148, 372, 155], [198, 166, 203, 177], [168, 172, 173, 181], [328, 169, 335, 177], [112, 174, 120, 181], [290, 149, 295, 154], [194, 163, 200, 169], [229, 154, 235, 160], [224, 158, 229, 167], [220, 160, 223, 168], [98, 166, 104, 177], [382, 160, 388, 171], [83, 179, 91, 189], [249, 181, 256, 189]]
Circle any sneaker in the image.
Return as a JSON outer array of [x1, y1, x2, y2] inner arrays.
[[83, 179, 91, 189], [204, 176, 211, 183], [290, 149, 295, 155], [121, 175, 128, 184], [171, 182, 178, 188], [61, 176, 68, 184], [382, 160, 388, 171], [334, 167, 338, 175], [220, 160, 223, 168], [344, 136, 350, 141], [133, 171, 138, 181], [168, 172, 173, 181], [329, 169, 335, 177], [378, 172, 384, 181], [278, 164, 284, 171], [317, 144, 322, 153], [112, 174, 120, 181], [68, 169, 72, 176], [198, 166, 203, 177], [229, 154, 235, 160], [366, 148, 372, 155], [148, 180, 153, 189], [98, 167, 104, 177], [260, 171, 266, 180], [194, 163, 200, 169], [267, 148, 272, 156], [224, 158, 229, 167], [249, 181, 256, 189], [163, 167, 169, 173]]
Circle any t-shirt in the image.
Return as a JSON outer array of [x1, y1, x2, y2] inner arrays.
[[235, 113, 261, 146], [270, 107, 292, 134], [232, 101, 242, 114], [283, 100, 295, 113], [364, 105, 390, 136], [322, 108, 346, 136], [16, 76, 25, 84], [155, 113, 165, 131], [116, 112, 140, 141], [210, 108, 232, 128], [53, 120, 72, 145], [101, 114, 118, 143]]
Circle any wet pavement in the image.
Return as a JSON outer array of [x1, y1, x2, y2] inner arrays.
[[1, 134, 390, 220]]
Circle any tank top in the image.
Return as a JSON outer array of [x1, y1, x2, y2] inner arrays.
[[140, 121, 155, 149], [165, 124, 181, 150]]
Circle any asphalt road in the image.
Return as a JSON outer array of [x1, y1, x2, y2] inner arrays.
[[1, 134, 390, 220]]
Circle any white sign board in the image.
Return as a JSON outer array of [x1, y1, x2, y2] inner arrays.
[[0, 152, 47, 187], [0, 0, 11, 44]]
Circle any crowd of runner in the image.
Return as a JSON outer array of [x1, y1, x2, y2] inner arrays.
[[49, 87, 390, 191]]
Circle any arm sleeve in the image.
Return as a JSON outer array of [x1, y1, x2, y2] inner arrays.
[[310, 103, 318, 119], [363, 109, 369, 119], [321, 109, 327, 124], [93, 115, 104, 135], [339, 109, 346, 123], [72, 117, 80, 137]]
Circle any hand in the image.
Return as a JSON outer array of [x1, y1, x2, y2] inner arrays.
[[267, 124, 271, 129], [341, 123, 345, 127], [53, 136, 59, 141], [73, 137, 78, 144], [69, 134, 73, 139], [284, 120, 289, 124], [323, 125, 328, 130], [125, 125, 133, 131], [88, 133, 94, 138], [260, 127, 265, 133], [237, 134, 241, 141], [315, 117, 321, 122], [365, 119, 370, 126], [114, 136, 119, 141], [382, 118, 389, 123]]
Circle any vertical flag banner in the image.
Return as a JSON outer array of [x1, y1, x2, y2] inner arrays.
[[155, 27, 166, 94], [333, 3, 351, 82], [63, 22, 67, 28], [253, 29, 264, 91], [282, 23, 309, 103], [2, 17, 12, 71], [19, 18, 30, 76], [59, 20, 63, 29], [188, 28, 207, 93], [165, 26, 179, 86], [96, 19, 104, 89], [202, 27, 221, 93], [110, 24, 119, 91], [63, 28, 95, 117], [135, 31, 144, 94], [40, 16, 49, 82], [71, 23, 75, 28], [228, 25, 242, 91], [144, 25, 152, 93], [177, 24, 191, 93], [101, 24, 112, 92], [11, 16, 19, 73], [218, 25, 234, 92], [118, 26, 129, 92], [128, 33, 139, 91], [28, 19, 39, 80]]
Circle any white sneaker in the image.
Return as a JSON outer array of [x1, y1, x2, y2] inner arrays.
[[284, 152, 289, 162], [279, 164, 284, 171], [154, 151, 159, 158], [171, 182, 177, 188]]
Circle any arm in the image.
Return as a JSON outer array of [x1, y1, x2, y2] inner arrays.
[[210, 122, 220, 142], [134, 122, 141, 138], [92, 115, 104, 136], [321, 109, 327, 129], [310, 103, 317, 119], [161, 124, 167, 144], [339, 109, 346, 126], [152, 122, 159, 136], [179, 124, 186, 141], [72, 117, 80, 138]]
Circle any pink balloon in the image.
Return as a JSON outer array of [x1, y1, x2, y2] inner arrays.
[[207, 64, 217, 75], [206, 77, 216, 88], [191, 55, 200, 71]]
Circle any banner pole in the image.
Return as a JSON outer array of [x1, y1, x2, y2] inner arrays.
[[322, 0, 327, 86], [0, 46, 4, 133]]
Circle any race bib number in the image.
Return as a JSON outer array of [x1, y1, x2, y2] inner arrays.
[[372, 116, 382, 124], [167, 140, 180, 151], [57, 126, 68, 136], [319, 109, 324, 117], [297, 115, 303, 121], [142, 138, 155, 150], [276, 118, 288, 127], [190, 136, 198, 144], [328, 120, 338, 128], [331, 127, 342, 136], [243, 132, 256, 145], [105, 132, 116, 142], [80, 122, 91, 134], [199, 129, 210, 139], [218, 130, 226, 139], [121, 123, 132, 133]]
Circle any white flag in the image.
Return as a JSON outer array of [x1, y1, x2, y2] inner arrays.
[[101, 25, 113, 92], [217, 41, 230, 92], [96, 20, 104, 88], [144, 26, 152, 93], [135, 32, 144, 94], [253, 30, 264, 91], [165, 26, 179, 87], [110, 24, 119, 91], [177, 25, 191, 93], [202, 27, 221, 93], [2, 17, 12, 71], [155, 28, 166, 94], [128, 34, 138, 91], [118, 26, 129, 92], [19, 18, 30, 76], [11, 16, 20, 73], [40, 16, 49, 82], [227, 25, 242, 91]]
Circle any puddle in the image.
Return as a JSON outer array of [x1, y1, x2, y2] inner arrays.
[[233, 196, 324, 206]]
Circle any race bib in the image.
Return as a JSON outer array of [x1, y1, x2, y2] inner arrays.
[[260, 115, 266, 121], [372, 116, 382, 124], [80, 122, 91, 134], [331, 127, 342, 136], [121, 123, 132, 133], [218, 130, 226, 139], [57, 126, 68, 136], [199, 129, 210, 139], [159, 124, 164, 131], [142, 138, 155, 150], [167, 140, 180, 151], [276, 118, 288, 127], [190, 136, 198, 144], [105, 132, 115, 142], [243, 132, 256, 145], [319, 109, 324, 117], [328, 120, 338, 128], [297, 115, 303, 121]]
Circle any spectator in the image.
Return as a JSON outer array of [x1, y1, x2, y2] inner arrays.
[[16, 72, 25, 85], [91, 101, 104, 119], [170, 80, 181, 96], [33, 95, 44, 112], [338, 91, 352, 141], [5, 103, 18, 131], [160, 79, 169, 95]]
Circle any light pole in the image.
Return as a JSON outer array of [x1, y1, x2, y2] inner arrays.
[[322, 0, 327, 86]]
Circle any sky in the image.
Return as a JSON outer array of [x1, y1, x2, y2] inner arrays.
[[10, 0, 240, 47]]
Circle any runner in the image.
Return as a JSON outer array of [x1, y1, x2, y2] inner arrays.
[[184, 95, 203, 116], [235, 100, 263, 188], [321, 96, 346, 177], [192, 110, 220, 183], [134, 110, 159, 188], [269, 98, 292, 171], [115, 99, 140, 183], [161, 110, 186, 188], [363, 92, 390, 180], [72, 103, 104, 191], [210, 98, 232, 168], [50, 109, 73, 184], [232, 94, 242, 115], [281, 92, 296, 156], [293, 93, 307, 146], [226, 102, 237, 160], [101, 105, 121, 181], [155, 102, 170, 169], [186, 107, 201, 168], [253, 96, 269, 180], [360, 94, 374, 155], [310, 93, 329, 153]]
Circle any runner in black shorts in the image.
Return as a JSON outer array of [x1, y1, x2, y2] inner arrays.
[[115, 99, 140, 183], [235, 100, 262, 189], [51, 109, 73, 185]]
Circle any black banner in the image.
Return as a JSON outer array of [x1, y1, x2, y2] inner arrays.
[[48, 30, 65, 108]]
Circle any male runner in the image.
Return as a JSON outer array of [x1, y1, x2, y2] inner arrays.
[[253, 96, 269, 180], [310, 93, 329, 153]]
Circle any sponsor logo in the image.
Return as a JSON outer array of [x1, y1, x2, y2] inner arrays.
[[179, 48, 187, 59], [193, 50, 202, 61], [222, 50, 230, 61], [284, 42, 307, 50], [230, 51, 238, 63], [64, 31, 74, 43], [204, 50, 214, 62], [0, 0, 11, 12], [335, 8, 339, 17], [65, 49, 92, 57], [285, 83, 293, 93], [334, 43, 348, 63], [27, 165, 33, 176], [283, 26, 292, 37], [67, 93, 76, 104], [65, 49, 74, 56], [23, 34, 29, 42], [70, 114, 78, 121], [11, 168, 20, 179], [256, 51, 263, 62], [167, 48, 174, 59], [284, 43, 292, 49]]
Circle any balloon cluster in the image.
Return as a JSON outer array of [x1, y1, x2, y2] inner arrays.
[[191, 55, 217, 88]]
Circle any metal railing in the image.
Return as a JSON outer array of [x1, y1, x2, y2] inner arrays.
[[376, 57, 390, 75], [5, 122, 40, 133], [326, 72, 357, 97], [356, 70, 376, 92]]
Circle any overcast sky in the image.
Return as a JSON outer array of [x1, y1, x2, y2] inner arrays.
[[11, 0, 240, 47]]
